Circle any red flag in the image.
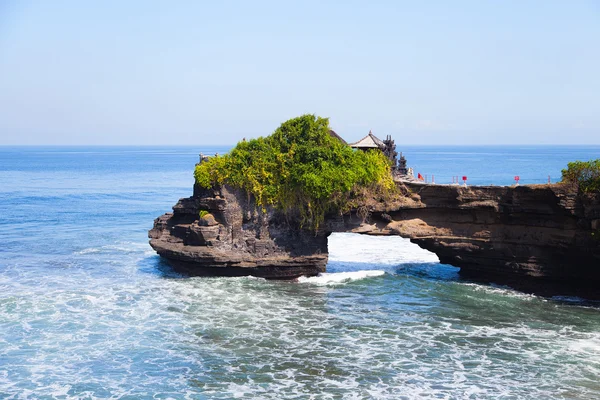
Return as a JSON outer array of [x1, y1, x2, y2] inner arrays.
[[417, 173, 424, 181]]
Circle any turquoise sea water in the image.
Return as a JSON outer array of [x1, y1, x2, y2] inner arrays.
[[1, 145, 600, 399]]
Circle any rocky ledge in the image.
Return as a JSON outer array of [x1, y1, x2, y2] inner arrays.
[[150, 182, 600, 291]]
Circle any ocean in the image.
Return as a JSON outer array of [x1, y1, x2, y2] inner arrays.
[[1, 145, 600, 399]]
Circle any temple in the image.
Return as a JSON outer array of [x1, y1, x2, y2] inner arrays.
[[349, 130, 408, 176], [348, 130, 385, 151]]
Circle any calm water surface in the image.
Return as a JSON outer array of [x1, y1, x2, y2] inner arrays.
[[1, 146, 600, 399]]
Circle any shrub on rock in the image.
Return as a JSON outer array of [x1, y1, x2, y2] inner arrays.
[[194, 114, 395, 229], [561, 159, 600, 193]]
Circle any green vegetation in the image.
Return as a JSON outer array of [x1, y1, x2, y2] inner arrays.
[[561, 159, 600, 193], [199, 210, 209, 219], [194, 114, 395, 229]]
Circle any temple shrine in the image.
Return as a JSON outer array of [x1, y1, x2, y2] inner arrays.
[[348, 131, 408, 177]]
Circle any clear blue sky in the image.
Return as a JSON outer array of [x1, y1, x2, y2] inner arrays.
[[0, 1, 599, 145]]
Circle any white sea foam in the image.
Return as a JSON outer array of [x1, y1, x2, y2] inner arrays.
[[459, 282, 543, 301], [328, 232, 439, 265], [3, 266, 600, 399], [298, 270, 385, 285], [74, 248, 101, 255], [569, 338, 600, 355], [3, 229, 600, 399], [74, 241, 150, 255]]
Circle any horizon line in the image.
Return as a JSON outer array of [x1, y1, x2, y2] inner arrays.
[[2, 143, 600, 147]]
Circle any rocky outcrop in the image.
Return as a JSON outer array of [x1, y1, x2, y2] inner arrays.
[[150, 182, 600, 290], [149, 186, 328, 279]]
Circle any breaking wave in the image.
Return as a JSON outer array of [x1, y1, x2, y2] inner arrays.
[[298, 270, 386, 285]]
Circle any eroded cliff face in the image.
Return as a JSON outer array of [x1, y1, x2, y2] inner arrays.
[[149, 186, 328, 279], [358, 183, 600, 287], [149, 182, 600, 287]]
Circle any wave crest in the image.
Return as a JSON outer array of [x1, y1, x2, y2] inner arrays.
[[297, 270, 385, 285]]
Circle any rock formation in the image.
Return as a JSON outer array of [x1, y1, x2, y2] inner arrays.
[[150, 182, 600, 291], [149, 185, 328, 279], [359, 183, 600, 293]]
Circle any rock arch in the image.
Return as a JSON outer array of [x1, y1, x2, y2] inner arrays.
[[149, 182, 600, 287]]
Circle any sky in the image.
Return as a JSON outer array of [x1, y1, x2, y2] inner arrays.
[[0, 1, 599, 145]]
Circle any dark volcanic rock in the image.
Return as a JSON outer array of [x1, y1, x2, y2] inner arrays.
[[149, 185, 327, 279], [357, 183, 600, 293], [150, 181, 600, 292]]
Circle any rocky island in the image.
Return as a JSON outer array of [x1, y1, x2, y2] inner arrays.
[[149, 115, 600, 293]]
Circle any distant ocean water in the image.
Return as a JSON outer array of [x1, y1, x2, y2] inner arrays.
[[1, 145, 600, 399]]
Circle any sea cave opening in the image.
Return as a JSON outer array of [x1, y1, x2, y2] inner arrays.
[[325, 232, 460, 281]]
